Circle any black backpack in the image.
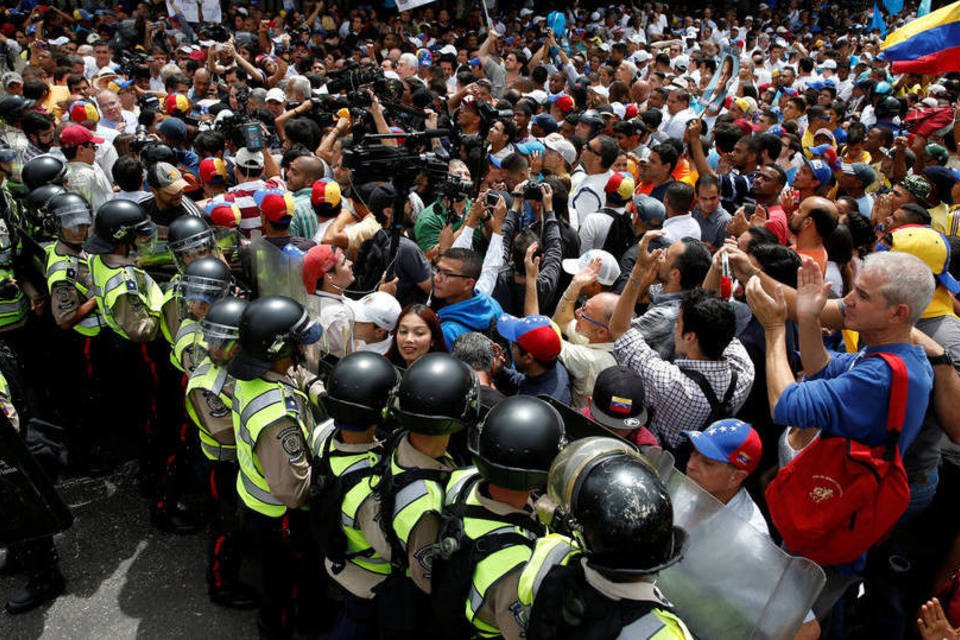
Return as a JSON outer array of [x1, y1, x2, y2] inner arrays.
[[599, 208, 637, 260], [679, 367, 740, 430], [308, 426, 382, 574], [430, 473, 545, 639], [347, 229, 393, 300]]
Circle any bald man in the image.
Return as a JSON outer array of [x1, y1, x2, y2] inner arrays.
[[287, 154, 329, 239], [556, 290, 620, 408], [789, 196, 839, 276], [190, 68, 212, 101]]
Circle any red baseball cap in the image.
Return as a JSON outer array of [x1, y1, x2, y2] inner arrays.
[[59, 124, 104, 148], [199, 157, 228, 186], [302, 244, 343, 294], [253, 188, 295, 224], [554, 94, 575, 114]]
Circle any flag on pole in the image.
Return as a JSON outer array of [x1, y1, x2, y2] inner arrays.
[[871, 3, 887, 36], [917, 0, 932, 16], [881, 0, 960, 74]]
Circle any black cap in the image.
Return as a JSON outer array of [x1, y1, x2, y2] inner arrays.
[[590, 365, 648, 430]]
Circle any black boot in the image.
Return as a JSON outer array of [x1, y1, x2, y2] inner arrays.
[[209, 583, 260, 610], [0, 546, 23, 575], [151, 503, 201, 535], [5, 538, 65, 614]]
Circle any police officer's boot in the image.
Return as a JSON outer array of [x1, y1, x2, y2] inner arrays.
[[150, 457, 201, 535], [208, 533, 259, 610], [5, 537, 65, 614], [0, 546, 23, 575]]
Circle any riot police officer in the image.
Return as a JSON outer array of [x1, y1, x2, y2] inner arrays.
[[173, 256, 232, 374], [19, 155, 67, 192], [161, 214, 219, 344], [185, 296, 257, 610], [1, 367, 65, 614], [309, 350, 400, 640], [522, 438, 693, 639], [431, 396, 566, 640], [230, 295, 326, 639], [359, 352, 480, 637], [84, 199, 163, 342], [85, 199, 198, 533]]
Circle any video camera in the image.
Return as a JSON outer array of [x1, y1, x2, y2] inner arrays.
[[118, 50, 151, 79]]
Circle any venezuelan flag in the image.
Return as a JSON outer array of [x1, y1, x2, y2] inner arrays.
[[881, 0, 960, 74]]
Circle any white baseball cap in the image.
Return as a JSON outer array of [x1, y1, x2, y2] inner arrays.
[[542, 133, 577, 168], [562, 250, 622, 286], [346, 292, 402, 331], [265, 88, 286, 103]]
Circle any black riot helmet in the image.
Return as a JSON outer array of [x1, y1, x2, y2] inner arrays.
[[549, 440, 685, 575], [0, 95, 35, 124], [229, 295, 323, 380], [876, 96, 904, 120], [178, 255, 233, 320], [470, 396, 566, 491], [21, 155, 67, 191], [139, 142, 178, 167], [323, 351, 400, 430], [395, 352, 480, 436], [44, 192, 93, 237], [25, 183, 67, 219], [167, 214, 216, 271], [83, 199, 156, 254], [201, 296, 248, 365]]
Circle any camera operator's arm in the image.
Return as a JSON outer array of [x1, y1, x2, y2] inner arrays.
[[524, 242, 541, 317], [369, 94, 397, 148], [317, 118, 350, 165], [424, 110, 441, 151], [261, 138, 282, 179], [478, 28, 499, 68], [473, 194, 507, 296], [447, 82, 476, 113], [537, 184, 564, 311]]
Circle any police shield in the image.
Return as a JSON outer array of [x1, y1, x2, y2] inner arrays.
[[656, 464, 826, 640], [0, 415, 73, 546], [303, 295, 354, 376], [253, 236, 307, 301]]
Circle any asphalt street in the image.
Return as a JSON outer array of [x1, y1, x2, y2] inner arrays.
[[0, 462, 260, 640]]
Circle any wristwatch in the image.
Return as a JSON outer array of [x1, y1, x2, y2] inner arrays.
[[928, 351, 956, 368]]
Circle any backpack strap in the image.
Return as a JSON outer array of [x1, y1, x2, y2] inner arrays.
[[865, 352, 909, 461], [679, 367, 739, 428]]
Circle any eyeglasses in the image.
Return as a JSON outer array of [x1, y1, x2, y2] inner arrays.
[[575, 305, 608, 330], [432, 267, 471, 280], [583, 145, 601, 155]]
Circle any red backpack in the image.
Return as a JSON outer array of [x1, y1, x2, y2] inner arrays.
[[765, 352, 911, 567]]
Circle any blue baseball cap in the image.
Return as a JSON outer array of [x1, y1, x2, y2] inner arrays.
[[531, 113, 558, 134], [802, 157, 833, 187], [496, 314, 562, 362], [683, 419, 762, 473], [516, 140, 545, 156]]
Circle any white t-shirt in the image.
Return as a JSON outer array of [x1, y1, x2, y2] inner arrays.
[[662, 213, 702, 242], [726, 488, 770, 537]]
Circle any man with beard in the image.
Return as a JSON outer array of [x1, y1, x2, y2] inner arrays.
[[20, 111, 56, 162]]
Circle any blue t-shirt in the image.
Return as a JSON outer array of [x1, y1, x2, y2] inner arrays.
[[774, 343, 933, 451]]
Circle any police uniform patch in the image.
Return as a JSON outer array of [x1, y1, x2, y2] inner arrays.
[[53, 286, 76, 312], [413, 545, 434, 576], [277, 425, 305, 462], [203, 391, 229, 418]]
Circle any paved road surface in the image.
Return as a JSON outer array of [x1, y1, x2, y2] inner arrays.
[[0, 462, 261, 640]]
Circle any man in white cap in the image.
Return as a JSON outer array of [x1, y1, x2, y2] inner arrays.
[[347, 291, 402, 355], [542, 133, 577, 185]]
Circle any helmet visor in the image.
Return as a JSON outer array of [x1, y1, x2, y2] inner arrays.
[[57, 206, 93, 230]]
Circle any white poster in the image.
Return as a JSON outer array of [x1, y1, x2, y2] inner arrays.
[[201, 0, 222, 23], [395, 0, 436, 12]]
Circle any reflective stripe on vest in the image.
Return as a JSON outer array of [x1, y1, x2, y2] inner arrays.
[[172, 318, 207, 373], [160, 280, 179, 344], [518, 534, 579, 608], [447, 474, 538, 636], [185, 358, 236, 462], [89, 255, 162, 341], [233, 378, 310, 518], [389, 451, 446, 555], [0, 266, 26, 329], [617, 609, 695, 640]]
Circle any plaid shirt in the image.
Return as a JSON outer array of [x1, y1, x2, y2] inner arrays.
[[614, 327, 755, 448]]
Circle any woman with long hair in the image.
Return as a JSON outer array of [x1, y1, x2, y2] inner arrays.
[[386, 304, 448, 368]]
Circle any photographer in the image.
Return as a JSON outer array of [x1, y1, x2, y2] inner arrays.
[[414, 159, 482, 261], [491, 181, 564, 317]]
